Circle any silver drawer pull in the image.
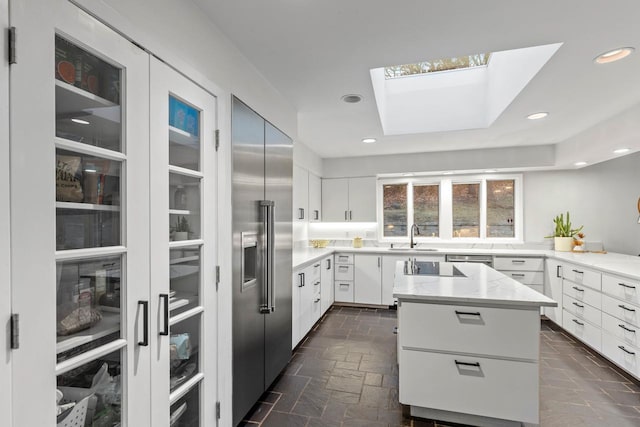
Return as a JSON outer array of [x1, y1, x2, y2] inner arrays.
[[455, 310, 482, 317], [511, 260, 526, 264], [511, 273, 525, 277], [572, 269, 584, 274], [455, 360, 480, 368], [619, 324, 636, 333], [619, 283, 637, 290], [619, 304, 636, 313], [314, 263, 320, 268], [572, 286, 584, 292], [339, 283, 350, 288], [314, 281, 320, 286], [314, 298, 320, 303], [572, 319, 584, 326], [572, 302, 584, 308], [339, 266, 349, 271], [618, 345, 636, 355]]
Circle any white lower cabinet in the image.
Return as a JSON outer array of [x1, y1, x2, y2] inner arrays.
[[544, 259, 563, 324], [334, 253, 354, 303], [602, 330, 640, 377], [292, 262, 321, 348], [354, 254, 382, 305], [562, 310, 602, 352], [320, 256, 334, 314], [495, 256, 544, 297]]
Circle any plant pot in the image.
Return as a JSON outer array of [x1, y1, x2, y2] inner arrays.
[[174, 231, 189, 241], [554, 237, 574, 252]]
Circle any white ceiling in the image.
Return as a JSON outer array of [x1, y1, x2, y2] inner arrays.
[[193, 0, 640, 159]]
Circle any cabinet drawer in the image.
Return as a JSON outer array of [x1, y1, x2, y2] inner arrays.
[[399, 349, 538, 424], [562, 294, 601, 327], [562, 310, 601, 351], [602, 294, 640, 328], [602, 273, 640, 307], [562, 264, 601, 291], [563, 280, 602, 310], [399, 302, 539, 360], [494, 257, 544, 272], [334, 281, 354, 302], [335, 253, 353, 265], [602, 312, 640, 348], [334, 264, 354, 280], [602, 331, 640, 379], [310, 262, 321, 281], [502, 271, 543, 285]]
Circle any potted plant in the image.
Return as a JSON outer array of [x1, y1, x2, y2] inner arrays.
[[171, 216, 191, 241], [547, 212, 583, 252]]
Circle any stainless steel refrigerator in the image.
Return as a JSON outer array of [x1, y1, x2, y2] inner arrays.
[[231, 97, 293, 425]]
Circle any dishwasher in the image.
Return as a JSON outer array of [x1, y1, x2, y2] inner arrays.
[[445, 254, 494, 267]]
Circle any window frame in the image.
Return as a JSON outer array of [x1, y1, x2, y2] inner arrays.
[[377, 174, 523, 243]]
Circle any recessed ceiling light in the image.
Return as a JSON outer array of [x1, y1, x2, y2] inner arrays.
[[613, 148, 630, 154], [594, 47, 634, 64], [574, 161, 587, 166], [527, 112, 548, 120], [341, 94, 363, 103], [442, 171, 454, 175], [485, 169, 497, 173], [71, 118, 90, 125], [362, 138, 376, 144]]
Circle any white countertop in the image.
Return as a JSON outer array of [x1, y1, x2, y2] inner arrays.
[[392, 261, 557, 308]]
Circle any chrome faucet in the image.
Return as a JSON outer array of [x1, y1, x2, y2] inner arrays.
[[410, 224, 420, 248]]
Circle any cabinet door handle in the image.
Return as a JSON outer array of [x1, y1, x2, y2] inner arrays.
[[619, 324, 636, 333], [454, 360, 481, 368], [619, 283, 637, 290], [298, 208, 305, 220], [298, 273, 304, 287], [378, 257, 381, 268], [619, 345, 636, 355], [302, 273, 305, 287], [572, 286, 584, 292], [159, 294, 169, 336], [572, 319, 584, 326], [572, 302, 584, 308], [455, 310, 482, 317], [138, 300, 149, 346], [556, 265, 562, 278], [326, 259, 331, 270], [344, 211, 348, 221], [619, 304, 636, 312], [349, 211, 353, 220], [314, 210, 319, 220]]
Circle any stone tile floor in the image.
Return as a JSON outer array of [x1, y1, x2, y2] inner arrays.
[[240, 306, 640, 426]]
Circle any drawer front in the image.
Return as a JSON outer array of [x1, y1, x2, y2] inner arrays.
[[602, 294, 640, 328], [399, 349, 538, 424], [399, 302, 539, 360], [502, 271, 544, 285], [602, 331, 640, 379], [562, 310, 602, 351], [563, 280, 602, 310], [494, 257, 544, 272], [335, 253, 354, 265], [334, 264, 354, 280], [602, 273, 640, 307], [310, 262, 321, 281], [602, 312, 640, 348], [562, 264, 601, 291], [562, 294, 602, 327], [334, 281, 354, 302]]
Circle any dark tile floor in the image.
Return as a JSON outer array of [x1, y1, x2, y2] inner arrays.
[[240, 306, 640, 426]]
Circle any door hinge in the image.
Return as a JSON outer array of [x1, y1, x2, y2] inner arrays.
[[215, 129, 220, 151], [216, 401, 221, 419], [10, 313, 19, 349], [216, 265, 220, 290], [8, 27, 16, 65]]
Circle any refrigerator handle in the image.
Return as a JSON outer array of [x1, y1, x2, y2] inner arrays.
[[269, 202, 276, 312], [260, 200, 275, 314]]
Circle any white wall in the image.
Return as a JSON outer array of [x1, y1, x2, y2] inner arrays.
[[524, 151, 640, 255], [294, 140, 323, 177]]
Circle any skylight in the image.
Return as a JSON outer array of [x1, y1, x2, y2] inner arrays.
[[384, 53, 491, 79]]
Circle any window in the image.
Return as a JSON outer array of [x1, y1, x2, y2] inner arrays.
[[384, 53, 490, 79], [378, 175, 522, 242]]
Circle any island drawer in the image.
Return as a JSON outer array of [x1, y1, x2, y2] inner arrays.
[[602, 312, 640, 348], [562, 264, 601, 291], [334, 253, 353, 265], [494, 257, 544, 272], [399, 302, 539, 360], [602, 331, 640, 379], [334, 264, 354, 280], [602, 273, 640, 306], [502, 271, 543, 286], [399, 349, 538, 424], [563, 280, 602, 310], [602, 294, 640, 328], [563, 310, 602, 352], [562, 294, 601, 327]]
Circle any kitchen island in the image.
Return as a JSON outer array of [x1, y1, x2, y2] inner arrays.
[[394, 261, 556, 427]]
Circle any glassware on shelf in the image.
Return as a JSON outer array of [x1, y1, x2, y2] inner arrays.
[[169, 246, 201, 316], [169, 174, 201, 241], [169, 95, 201, 171], [169, 315, 200, 394]]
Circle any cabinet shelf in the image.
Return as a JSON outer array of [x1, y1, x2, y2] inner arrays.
[[169, 292, 198, 312], [170, 255, 199, 265], [55, 79, 118, 114], [169, 373, 204, 405], [169, 126, 199, 149], [56, 310, 120, 354], [169, 209, 192, 216], [57, 201, 121, 212]]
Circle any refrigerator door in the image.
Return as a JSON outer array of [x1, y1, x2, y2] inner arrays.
[[264, 122, 293, 387], [232, 98, 266, 424]]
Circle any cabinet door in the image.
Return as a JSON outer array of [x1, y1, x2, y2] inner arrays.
[[0, 0, 10, 421], [382, 256, 407, 306], [293, 165, 309, 221], [544, 259, 563, 324], [354, 255, 382, 305], [322, 178, 349, 222], [292, 271, 302, 348], [321, 256, 334, 314], [150, 57, 217, 427], [309, 172, 322, 221], [348, 177, 377, 222], [11, 2, 151, 425]]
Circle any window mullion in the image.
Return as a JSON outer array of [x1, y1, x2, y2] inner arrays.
[[407, 182, 414, 239]]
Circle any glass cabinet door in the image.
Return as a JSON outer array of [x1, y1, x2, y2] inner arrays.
[[150, 57, 217, 427]]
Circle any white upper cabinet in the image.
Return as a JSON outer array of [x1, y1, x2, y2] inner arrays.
[[308, 172, 322, 221], [321, 177, 376, 222], [293, 165, 309, 221]]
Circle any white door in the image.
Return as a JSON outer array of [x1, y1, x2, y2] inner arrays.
[[545, 259, 563, 325], [322, 178, 349, 222], [10, 1, 150, 425], [150, 57, 218, 427], [354, 254, 382, 305], [349, 177, 377, 222], [1, 0, 12, 422]]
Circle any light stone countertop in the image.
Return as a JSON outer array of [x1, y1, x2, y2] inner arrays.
[[392, 261, 558, 308]]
